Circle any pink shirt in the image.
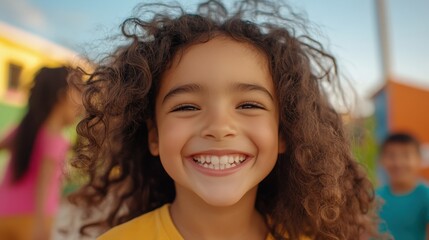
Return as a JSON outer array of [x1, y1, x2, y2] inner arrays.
[[0, 128, 69, 216]]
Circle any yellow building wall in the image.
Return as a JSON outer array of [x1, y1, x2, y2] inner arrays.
[[0, 36, 70, 105]]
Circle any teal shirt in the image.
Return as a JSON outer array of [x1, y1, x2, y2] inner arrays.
[[377, 183, 429, 240]]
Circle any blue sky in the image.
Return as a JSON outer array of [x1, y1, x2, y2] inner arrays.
[[1, 0, 428, 99]]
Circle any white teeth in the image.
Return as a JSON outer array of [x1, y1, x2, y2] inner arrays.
[[219, 156, 228, 164], [211, 156, 220, 165], [192, 154, 247, 170]]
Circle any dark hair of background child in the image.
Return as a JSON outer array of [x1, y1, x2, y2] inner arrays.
[[382, 132, 421, 153], [12, 67, 69, 182], [71, 1, 380, 239]]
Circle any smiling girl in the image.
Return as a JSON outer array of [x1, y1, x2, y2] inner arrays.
[[71, 1, 379, 239]]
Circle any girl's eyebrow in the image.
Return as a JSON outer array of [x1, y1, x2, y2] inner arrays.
[[162, 82, 274, 104], [232, 82, 274, 101], [162, 83, 202, 103]]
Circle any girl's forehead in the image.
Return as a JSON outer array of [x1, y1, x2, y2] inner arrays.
[[159, 36, 273, 92], [174, 36, 268, 68]]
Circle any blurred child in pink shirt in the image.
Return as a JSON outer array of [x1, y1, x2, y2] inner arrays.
[[0, 67, 81, 240]]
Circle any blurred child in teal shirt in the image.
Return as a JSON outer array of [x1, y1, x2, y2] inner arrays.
[[377, 133, 429, 240]]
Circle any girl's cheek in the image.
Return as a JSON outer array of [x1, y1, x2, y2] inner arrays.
[[158, 118, 194, 144]]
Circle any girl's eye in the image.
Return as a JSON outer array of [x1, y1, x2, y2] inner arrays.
[[171, 104, 200, 112], [237, 102, 265, 110]]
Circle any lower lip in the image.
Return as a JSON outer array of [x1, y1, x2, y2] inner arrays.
[[187, 157, 253, 177]]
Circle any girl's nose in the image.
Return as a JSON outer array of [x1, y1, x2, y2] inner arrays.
[[200, 108, 237, 141]]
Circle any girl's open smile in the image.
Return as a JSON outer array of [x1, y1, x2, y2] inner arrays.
[[192, 154, 247, 169], [188, 150, 253, 176]]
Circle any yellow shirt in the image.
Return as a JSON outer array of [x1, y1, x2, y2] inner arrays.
[[98, 204, 276, 240]]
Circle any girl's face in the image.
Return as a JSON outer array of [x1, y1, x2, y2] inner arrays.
[[149, 36, 285, 206]]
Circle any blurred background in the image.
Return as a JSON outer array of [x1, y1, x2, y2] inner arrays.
[[0, 0, 428, 238]]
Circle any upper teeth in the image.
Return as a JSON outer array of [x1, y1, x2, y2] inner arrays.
[[193, 155, 246, 170]]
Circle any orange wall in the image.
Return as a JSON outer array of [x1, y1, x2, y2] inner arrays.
[[387, 80, 429, 143]]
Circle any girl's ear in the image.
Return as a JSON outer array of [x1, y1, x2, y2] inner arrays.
[[147, 120, 159, 156], [278, 135, 286, 154]]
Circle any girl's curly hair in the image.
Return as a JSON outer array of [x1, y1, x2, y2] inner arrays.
[[71, 0, 380, 239]]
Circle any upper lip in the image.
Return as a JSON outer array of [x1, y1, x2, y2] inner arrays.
[[188, 149, 253, 158]]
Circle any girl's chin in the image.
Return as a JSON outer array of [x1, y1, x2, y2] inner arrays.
[[194, 186, 257, 208], [199, 195, 243, 207]]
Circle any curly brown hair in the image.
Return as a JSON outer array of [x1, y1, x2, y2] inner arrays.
[[71, 0, 380, 239]]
